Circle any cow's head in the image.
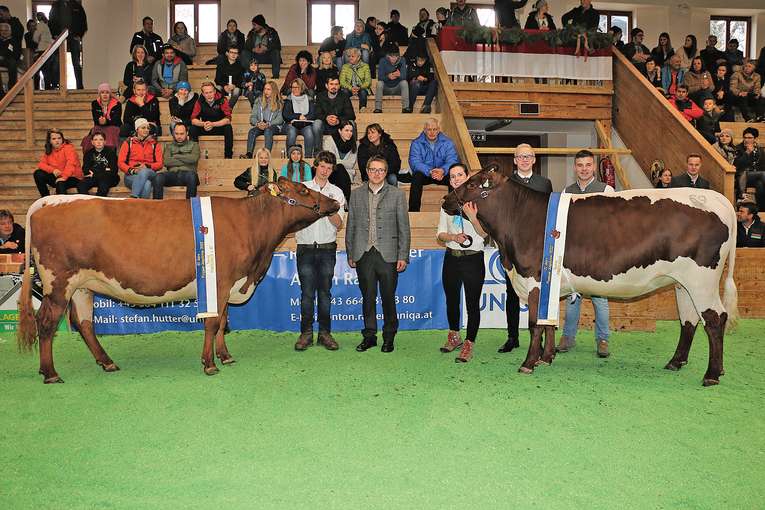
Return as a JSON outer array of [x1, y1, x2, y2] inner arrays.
[[264, 177, 341, 217], [442, 166, 507, 216]]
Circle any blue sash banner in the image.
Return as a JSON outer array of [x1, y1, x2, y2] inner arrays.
[[538, 192, 571, 326], [190, 197, 218, 318]]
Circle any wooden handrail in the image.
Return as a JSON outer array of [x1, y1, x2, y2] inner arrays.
[[426, 38, 482, 173], [594, 119, 632, 189], [475, 146, 632, 155]]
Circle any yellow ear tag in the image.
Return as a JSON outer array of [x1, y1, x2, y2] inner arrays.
[[267, 183, 280, 196]]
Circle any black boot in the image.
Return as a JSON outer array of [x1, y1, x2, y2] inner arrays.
[[497, 337, 520, 353]]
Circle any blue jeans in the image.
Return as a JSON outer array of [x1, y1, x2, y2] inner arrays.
[[286, 123, 316, 157], [297, 245, 337, 334], [562, 296, 610, 342], [408, 78, 438, 109], [375, 80, 409, 110], [154, 170, 198, 199], [341, 87, 368, 108], [123, 167, 156, 198], [247, 124, 283, 153]]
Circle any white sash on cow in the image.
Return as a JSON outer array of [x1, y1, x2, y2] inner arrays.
[[537, 192, 572, 326], [190, 197, 218, 318]]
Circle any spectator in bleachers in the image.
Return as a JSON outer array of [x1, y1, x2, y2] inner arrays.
[[650, 32, 674, 69], [118, 118, 162, 199], [24, 19, 38, 87], [316, 51, 339, 95], [624, 27, 650, 72], [524, 0, 556, 31], [322, 120, 356, 201], [365, 17, 377, 38], [736, 202, 765, 248], [244, 15, 282, 79], [407, 52, 437, 114], [242, 59, 266, 106], [387, 10, 408, 46], [408, 118, 459, 211], [670, 153, 710, 189], [755, 46, 765, 84], [214, 19, 245, 64], [654, 168, 673, 188], [214, 45, 245, 108], [608, 26, 624, 52], [375, 44, 410, 114], [284, 79, 318, 157], [123, 45, 152, 99], [412, 9, 436, 38], [684, 56, 714, 105], [730, 61, 762, 122], [30, 14, 52, 89], [0, 22, 20, 94], [130, 16, 163, 64], [340, 47, 371, 112], [370, 22, 387, 79], [700, 35, 724, 73], [713, 129, 737, 165], [358, 123, 400, 185], [435, 8, 449, 34], [0, 6, 23, 48], [0, 209, 24, 255], [319, 26, 346, 70], [643, 58, 662, 88], [736, 128, 764, 205], [447, 0, 478, 27], [669, 85, 702, 122], [280, 144, 312, 183], [48, 0, 87, 90], [661, 54, 685, 97], [696, 95, 722, 144], [78, 132, 119, 196], [246, 80, 284, 155], [724, 39, 744, 69], [561, 0, 599, 30], [712, 63, 734, 121], [346, 19, 373, 64], [191, 81, 234, 159], [150, 44, 188, 99], [121, 79, 161, 138], [313, 75, 355, 140], [82, 83, 122, 152], [169, 81, 197, 132], [280, 50, 317, 97], [34, 128, 83, 197], [156, 123, 199, 199], [234, 148, 275, 192], [168, 21, 196, 66], [497, 0, 528, 28], [678, 35, 697, 72]]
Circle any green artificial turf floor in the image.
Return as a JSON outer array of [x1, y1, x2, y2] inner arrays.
[[0, 321, 763, 509]]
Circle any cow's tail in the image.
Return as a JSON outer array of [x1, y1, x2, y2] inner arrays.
[[17, 211, 37, 353], [723, 238, 739, 332]]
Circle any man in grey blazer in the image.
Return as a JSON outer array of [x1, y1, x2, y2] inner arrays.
[[346, 155, 411, 352]]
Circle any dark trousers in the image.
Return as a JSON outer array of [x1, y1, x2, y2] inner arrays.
[[330, 164, 352, 203], [442, 251, 485, 341], [68, 37, 84, 89], [341, 87, 368, 108], [505, 270, 520, 341], [746, 171, 765, 211], [154, 170, 199, 199], [33, 169, 79, 197], [408, 79, 438, 109], [77, 172, 119, 196], [356, 247, 399, 340], [174, 49, 194, 65], [0, 54, 18, 91], [190, 124, 233, 159], [297, 244, 337, 334], [408, 171, 450, 212], [252, 49, 281, 78], [733, 94, 760, 121]]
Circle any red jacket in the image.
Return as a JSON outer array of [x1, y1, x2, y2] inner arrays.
[[38, 143, 83, 180], [669, 97, 703, 122], [118, 136, 164, 173]]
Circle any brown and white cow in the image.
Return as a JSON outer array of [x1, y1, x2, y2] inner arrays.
[[442, 168, 738, 386], [17, 178, 340, 383]]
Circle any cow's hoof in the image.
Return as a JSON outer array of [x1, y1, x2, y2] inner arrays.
[[702, 378, 720, 387], [100, 362, 120, 372], [720, 368, 725, 376], [219, 356, 236, 365], [518, 366, 534, 375], [534, 359, 550, 367], [43, 375, 64, 384], [664, 362, 682, 371], [204, 366, 219, 376]]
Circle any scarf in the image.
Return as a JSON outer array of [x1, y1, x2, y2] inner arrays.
[[331, 130, 356, 155], [171, 33, 188, 44], [99, 97, 118, 121], [349, 62, 364, 87], [289, 93, 310, 115]]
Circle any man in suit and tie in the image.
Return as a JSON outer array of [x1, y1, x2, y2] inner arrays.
[[346, 155, 411, 353], [671, 154, 711, 189], [496, 144, 553, 353]]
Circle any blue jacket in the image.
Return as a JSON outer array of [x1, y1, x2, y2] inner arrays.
[[377, 56, 408, 88], [661, 66, 685, 93], [408, 132, 459, 176], [346, 31, 372, 49]]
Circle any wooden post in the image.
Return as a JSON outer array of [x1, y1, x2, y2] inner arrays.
[[59, 40, 67, 97], [24, 79, 34, 148]]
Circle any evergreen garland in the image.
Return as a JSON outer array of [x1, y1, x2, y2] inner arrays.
[[457, 24, 613, 50]]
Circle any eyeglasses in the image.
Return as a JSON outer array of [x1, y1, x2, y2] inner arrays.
[[368, 167, 386, 174], [516, 154, 534, 160]]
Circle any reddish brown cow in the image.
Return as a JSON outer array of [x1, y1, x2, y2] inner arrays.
[[17, 178, 340, 383]]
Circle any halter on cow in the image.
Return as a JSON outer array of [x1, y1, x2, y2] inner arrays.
[[17, 178, 340, 383], [442, 168, 738, 386]]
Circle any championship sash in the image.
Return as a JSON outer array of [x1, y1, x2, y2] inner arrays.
[[537, 192, 572, 326], [190, 197, 218, 318]]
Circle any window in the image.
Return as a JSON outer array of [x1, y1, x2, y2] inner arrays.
[[450, 3, 496, 28], [598, 11, 632, 44], [170, 1, 220, 44], [307, 1, 359, 44], [32, 1, 75, 90], [710, 16, 751, 57]]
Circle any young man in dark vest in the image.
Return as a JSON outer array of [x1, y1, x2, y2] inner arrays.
[[190, 81, 234, 159], [557, 150, 613, 358], [671, 153, 711, 189]]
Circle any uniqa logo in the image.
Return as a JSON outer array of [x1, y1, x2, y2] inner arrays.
[[486, 250, 506, 284]]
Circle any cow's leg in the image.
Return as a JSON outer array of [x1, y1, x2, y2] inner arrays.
[[201, 316, 220, 375], [701, 309, 726, 386], [215, 305, 235, 365], [519, 288, 542, 374], [69, 289, 119, 372], [665, 285, 700, 371], [538, 325, 556, 365], [37, 295, 67, 384]]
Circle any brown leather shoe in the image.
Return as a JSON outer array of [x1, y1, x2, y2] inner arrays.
[[597, 339, 610, 358], [456, 340, 474, 363], [295, 332, 313, 351], [317, 331, 339, 350], [556, 335, 575, 353]]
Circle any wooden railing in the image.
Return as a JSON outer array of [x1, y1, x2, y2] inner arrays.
[[426, 38, 482, 173], [0, 30, 69, 147], [612, 48, 735, 200]]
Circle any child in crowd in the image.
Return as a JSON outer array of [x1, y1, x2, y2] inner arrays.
[[169, 81, 197, 132], [79, 132, 120, 196], [234, 147, 276, 192], [242, 59, 266, 107], [280, 144, 312, 183], [696, 95, 723, 144]]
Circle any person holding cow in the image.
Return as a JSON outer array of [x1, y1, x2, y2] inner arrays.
[[155, 123, 200, 199], [118, 117, 163, 199], [190, 81, 234, 159], [557, 150, 614, 358], [671, 153, 711, 189], [347, 155, 411, 353], [408, 118, 459, 212], [33, 128, 83, 197], [294, 151, 347, 351]]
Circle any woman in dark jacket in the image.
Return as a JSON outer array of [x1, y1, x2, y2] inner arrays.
[[283, 78, 318, 156], [280, 50, 317, 96], [212, 19, 245, 63], [524, 0, 556, 30], [654, 168, 673, 188], [122, 45, 153, 99], [82, 83, 122, 152], [711, 63, 734, 122], [120, 79, 162, 137], [357, 123, 401, 184], [168, 81, 198, 131], [650, 33, 674, 69], [234, 147, 275, 192]]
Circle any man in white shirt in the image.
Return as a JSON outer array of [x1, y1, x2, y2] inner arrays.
[[294, 151, 346, 351]]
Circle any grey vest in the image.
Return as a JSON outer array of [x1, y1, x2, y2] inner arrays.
[[565, 179, 607, 194]]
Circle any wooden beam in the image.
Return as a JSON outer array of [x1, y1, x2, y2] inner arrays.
[[59, 41, 68, 97], [475, 147, 632, 155], [23, 80, 33, 148]]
